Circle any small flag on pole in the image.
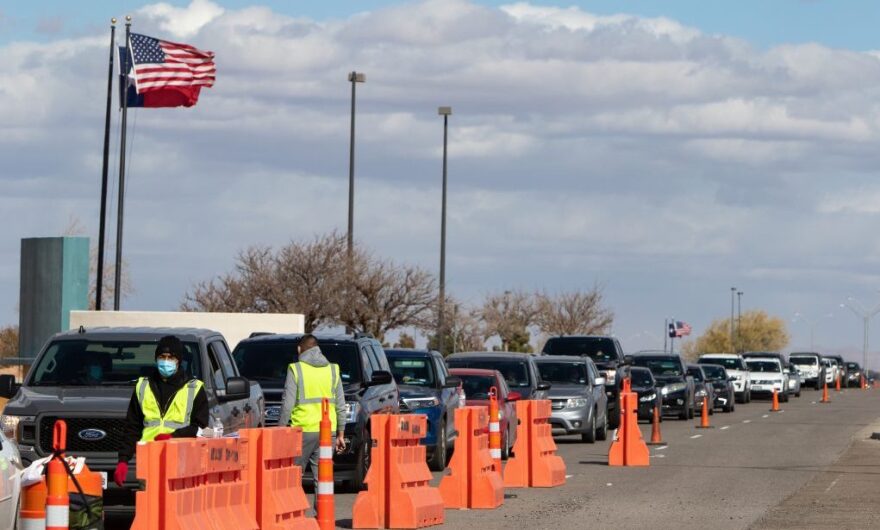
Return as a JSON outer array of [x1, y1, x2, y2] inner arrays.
[[673, 321, 692, 337], [119, 33, 215, 108]]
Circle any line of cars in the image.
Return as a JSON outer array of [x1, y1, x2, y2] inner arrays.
[[0, 327, 869, 522]]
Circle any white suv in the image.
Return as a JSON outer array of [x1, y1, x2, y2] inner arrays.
[[789, 353, 825, 390], [745, 357, 789, 402], [698, 353, 751, 403]]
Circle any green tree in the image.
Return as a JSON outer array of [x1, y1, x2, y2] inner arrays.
[[682, 310, 789, 360], [394, 333, 416, 349]]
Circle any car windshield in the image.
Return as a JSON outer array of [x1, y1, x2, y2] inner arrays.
[[536, 362, 588, 385], [790, 357, 818, 366], [747, 361, 780, 373], [687, 368, 704, 382], [458, 375, 498, 399], [447, 359, 531, 388], [631, 357, 683, 377], [232, 341, 362, 388], [702, 365, 727, 380], [700, 357, 744, 370], [847, 363, 859, 369], [29, 339, 203, 386], [630, 369, 654, 387], [389, 357, 435, 387], [542, 338, 617, 362]]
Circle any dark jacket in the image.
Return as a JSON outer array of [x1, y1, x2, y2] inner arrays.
[[118, 368, 209, 462]]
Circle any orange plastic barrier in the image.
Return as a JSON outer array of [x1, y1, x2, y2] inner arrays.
[[352, 414, 445, 529], [439, 406, 504, 509], [20, 478, 48, 530], [240, 428, 318, 530], [608, 379, 650, 467], [503, 400, 566, 488], [131, 436, 259, 530]]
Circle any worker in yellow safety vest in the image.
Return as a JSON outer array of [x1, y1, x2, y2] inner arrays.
[[114, 335, 209, 487], [278, 334, 346, 493]]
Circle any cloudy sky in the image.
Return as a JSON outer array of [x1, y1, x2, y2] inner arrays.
[[3, 0, 880, 362]]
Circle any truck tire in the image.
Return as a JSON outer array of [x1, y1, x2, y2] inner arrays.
[[352, 430, 371, 491], [428, 418, 448, 471], [596, 410, 608, 441], [678, 406, 688, 421], [502, 429, 511, 460]]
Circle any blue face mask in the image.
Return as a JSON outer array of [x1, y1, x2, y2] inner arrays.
[[157, 359, 178, 378]]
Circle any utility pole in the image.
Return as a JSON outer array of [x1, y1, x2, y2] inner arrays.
[[437, 107, 451, 355], [840, 297, 880, 375], [736, 291, 743, 352], [730, 287, 736, 352]]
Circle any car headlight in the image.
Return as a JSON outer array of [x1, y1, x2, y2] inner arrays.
[[696, 389, 707, 397], [565, 398, 588, 409], [662, 382, 687, 395], [403, 397, 440, 410], [343, 402, 361, 424], [639, 393, 656, 402], [0, 415, 22, 441]]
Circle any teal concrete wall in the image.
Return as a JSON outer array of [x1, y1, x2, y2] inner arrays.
[[18, 237, 90, 358]]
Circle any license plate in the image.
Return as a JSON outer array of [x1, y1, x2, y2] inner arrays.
[[752, 385, 766, 391], [99, 472, 108, 490]]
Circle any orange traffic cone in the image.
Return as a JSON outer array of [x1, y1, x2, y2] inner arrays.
[[647, 405, 664, 445], [835, 374, 841, 392], [820, 382, 831, 404], [770, 389, 781, 412], [316, 399, 335, 530], [696, 396, 712, 428]]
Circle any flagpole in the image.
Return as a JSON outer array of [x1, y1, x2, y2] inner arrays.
[[664, 318, 668, 353], [96, 18, 116, 311], [114, 16, 131, 311]]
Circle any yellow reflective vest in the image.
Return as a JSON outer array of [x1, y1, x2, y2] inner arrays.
[[289, 362, 339, 433], [136, 377, 204, 442]]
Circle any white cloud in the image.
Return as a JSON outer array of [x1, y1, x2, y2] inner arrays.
[[138, 0, 225, 39]]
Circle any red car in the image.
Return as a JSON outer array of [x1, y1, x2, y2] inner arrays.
[[448, 368, 521, 459]]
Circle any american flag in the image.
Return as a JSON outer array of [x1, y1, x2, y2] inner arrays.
[[128, 33, 215, 94], [674, 321, 692, 337]]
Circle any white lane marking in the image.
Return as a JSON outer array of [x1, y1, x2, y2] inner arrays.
[[762, 414, 769, 418], [720, 425, 730, 430], [824, 477, 840, 493], [606, 483, 613, 486], [655, 445, 668, 451], [565, 474, 573, 479], [690, 434, 702, 439], [811, 401, 817, 404], [743, 420, 752, 423], [651, 454, 666, 458]]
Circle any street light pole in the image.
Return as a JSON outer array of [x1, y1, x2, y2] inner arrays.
[[730, 287, 736, 351], [736, 291, 743, 352], [792, 312, 833, 351], [840, 297, 880, 375], [346, 71, 365, 259], [437, 106, 452, 355]]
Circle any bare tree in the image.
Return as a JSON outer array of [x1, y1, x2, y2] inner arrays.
[[423, 297, 486, 354], [535, 286, 614, 336], [341, 256, 437, 342], [479, 290, 537, 352], [0, 325, 18, 358], [63, 215, 134, 308]]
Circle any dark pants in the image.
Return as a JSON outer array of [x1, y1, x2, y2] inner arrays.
[[295, 431, 334, 510]]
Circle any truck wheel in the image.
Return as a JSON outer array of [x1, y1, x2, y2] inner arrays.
[[501, 429, 511, 460], [678, 406, 688, 420], [581, 412, 596, 443], [428, 418, 448, 471], [352, 430, 371, 491]]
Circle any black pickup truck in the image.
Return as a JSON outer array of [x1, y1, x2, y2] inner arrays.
[[0, 326, 264, 514]]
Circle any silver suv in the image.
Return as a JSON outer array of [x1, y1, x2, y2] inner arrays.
[[533, 356, 608, 443]]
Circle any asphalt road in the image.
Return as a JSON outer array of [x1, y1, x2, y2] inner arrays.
[[107, 386, 880, 529]]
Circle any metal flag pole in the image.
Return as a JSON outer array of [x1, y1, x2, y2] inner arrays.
[[96, 18, 117, 311], [664, 318, 668, 353], [114, 16, 131, 311]]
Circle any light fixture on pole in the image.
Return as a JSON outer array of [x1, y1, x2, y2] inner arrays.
[[840, 296, 880, 375], [437, 106, 452, 355], [792, 312, 833, 351]]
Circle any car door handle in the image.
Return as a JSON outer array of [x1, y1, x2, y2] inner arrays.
[[378, 397, 386, 402]]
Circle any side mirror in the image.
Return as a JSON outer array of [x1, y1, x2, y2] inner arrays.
[[536, 382, 551, 391], [594, 376, 606, 386], [368, 370, 393, 387], [443, 376, 462, 389], [221, 376, 249, 401], [507, 391, 522, 402], [623, 355, 633, 366], [0, 375, 16, 399]]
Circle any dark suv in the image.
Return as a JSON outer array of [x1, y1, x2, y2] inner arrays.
[[384, 349, 461, 471], [630, 352, 695, 420], [232, 333, 399, 490], [445, 352, 550, 400], [541, 336, 626, 429]]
